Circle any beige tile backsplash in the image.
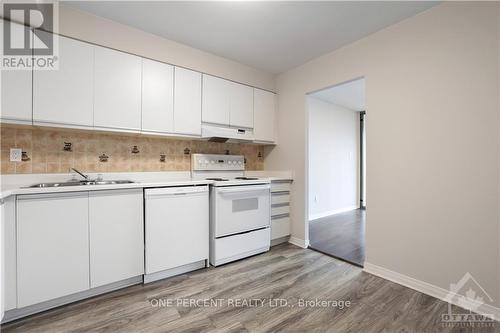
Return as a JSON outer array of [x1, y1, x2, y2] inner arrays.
[[0, 125, 265, 174]]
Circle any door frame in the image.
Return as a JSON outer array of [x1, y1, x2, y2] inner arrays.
[[360, 110, 366, 208]]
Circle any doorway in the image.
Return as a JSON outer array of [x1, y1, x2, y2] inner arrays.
[[306, 78, 366, 267]]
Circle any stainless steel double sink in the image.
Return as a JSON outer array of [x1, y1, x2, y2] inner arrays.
[[26, 180, 135, 188]]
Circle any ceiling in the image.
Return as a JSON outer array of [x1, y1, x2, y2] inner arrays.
[[311, 78, 365, 111], [65, 1, 437, 74]]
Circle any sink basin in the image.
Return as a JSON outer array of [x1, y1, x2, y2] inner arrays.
[[87, 180, 135, 185], [26, 180, 135, 188], [27, 182, 82, 188]]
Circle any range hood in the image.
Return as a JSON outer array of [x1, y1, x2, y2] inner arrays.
[[201, 124, 254, 143]]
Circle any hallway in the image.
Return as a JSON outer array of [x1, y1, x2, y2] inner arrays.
[[309, 209, 365, 266]]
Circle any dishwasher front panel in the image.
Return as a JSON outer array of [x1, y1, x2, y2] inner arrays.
[[145, 186, 209, 275]]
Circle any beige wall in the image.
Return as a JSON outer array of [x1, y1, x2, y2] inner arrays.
[[58, 5, 275, 92], [267, 2, 500, 306]]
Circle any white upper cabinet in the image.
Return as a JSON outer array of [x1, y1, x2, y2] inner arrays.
[[89, 189, 144, 288], [1, 21, 32, 124], [141, 59, 174, 134], [202, 74, 230, 126], [229, 82, 253, 129], [253, 89, 276, 143], [33, 32, 94, 127], [94, 46, 142, 131], [1, 70, 32, 124], [174, 67, 202, 136], [202, 74, 254, 129]]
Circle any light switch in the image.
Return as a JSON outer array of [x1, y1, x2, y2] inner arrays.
[[10, 148, 22, 162]]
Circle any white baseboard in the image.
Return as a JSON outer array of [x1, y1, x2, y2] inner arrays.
[[364, 262, 500, 322], [309, 205, 359, 221], [271, 236, 290, 247], [288, 236, 309, 249], [3, 276, 143, 323]]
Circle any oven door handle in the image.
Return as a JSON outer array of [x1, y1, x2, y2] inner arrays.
[[217, 185, 270, 195]]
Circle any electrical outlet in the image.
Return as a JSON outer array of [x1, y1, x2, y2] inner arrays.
[[10, 148, 22, 162]]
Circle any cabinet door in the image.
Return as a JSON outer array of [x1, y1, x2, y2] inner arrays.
[[89, 189, 144, 288], [1, 70, 32, 124], [229, 82, 253, 128], [94, 46, 142, 131], [253, 89, 276, 142], [174, 67, 201, 135], [2, 196, 17, 312], [271, 216, 290, 240], [202, 74, 230, 125], [0, 21, 32, 124], [17, 193, 89, 307], [142, 59, 174, 133], [33, 32, 94, 127]]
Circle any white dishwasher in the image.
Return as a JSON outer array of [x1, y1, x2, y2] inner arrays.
[[144, 185, 209, 283]]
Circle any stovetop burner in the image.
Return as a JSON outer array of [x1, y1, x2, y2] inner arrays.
[[206, 178, 229, 181], [235, 177, 259, 180]]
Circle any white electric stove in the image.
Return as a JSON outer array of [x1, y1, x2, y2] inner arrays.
[[191, 154, 271, 266]]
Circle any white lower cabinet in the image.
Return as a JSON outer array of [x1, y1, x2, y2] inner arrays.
[[89, 189, 144, 288], [15, 189, 144, 309], [2, 196, 17, 314], [271, 216, 290, 240], [16, 193, 90, 308], [270, 181, 292, 242]]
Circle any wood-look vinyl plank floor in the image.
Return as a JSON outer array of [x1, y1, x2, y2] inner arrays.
[[309, 209, 365, 266], [2, 244, 498, 333]]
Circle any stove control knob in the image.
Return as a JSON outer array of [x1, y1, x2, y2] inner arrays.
[[204, 160, 209, 164]]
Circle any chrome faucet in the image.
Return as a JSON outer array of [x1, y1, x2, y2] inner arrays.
[[70, 168, 89, 180]]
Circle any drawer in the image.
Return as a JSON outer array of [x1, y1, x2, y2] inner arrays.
[[213, 228, 270, 266], [271, 216, 290, 240], [272, 204, 290, 216], [271, 182, 291, 193], [271, 193, 290, 205]]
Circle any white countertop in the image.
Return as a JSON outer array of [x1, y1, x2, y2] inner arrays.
[[0, 171, 293, 200], [0, 179, 212, 200], [245, 170, 293, 182]]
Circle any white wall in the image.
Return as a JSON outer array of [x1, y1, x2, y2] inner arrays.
[[308, 97, 359, 220], [265, 2, 500, 308], [58, 5, 275, 91]]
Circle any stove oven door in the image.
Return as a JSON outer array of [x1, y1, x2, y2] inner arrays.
[[213, 184, 271, 237]]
